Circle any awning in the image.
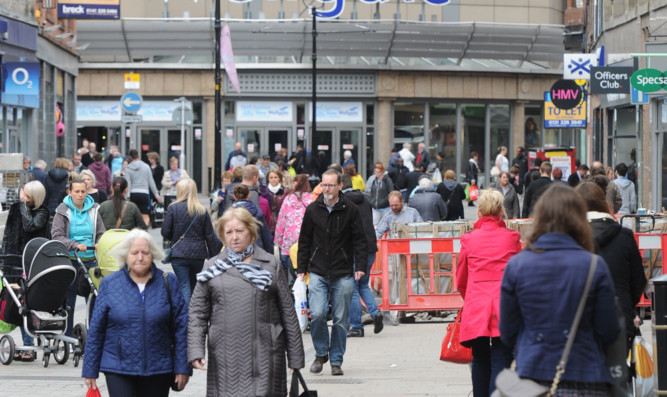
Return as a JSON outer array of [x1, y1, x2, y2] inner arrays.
[[76, 18, 565, 70]]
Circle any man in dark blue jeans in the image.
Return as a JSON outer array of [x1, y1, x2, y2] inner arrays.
[[340, 175, 383, 337], [297, 170, 367, 376]]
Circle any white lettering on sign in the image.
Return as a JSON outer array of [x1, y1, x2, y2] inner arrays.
[[62, 5, 85, 14]]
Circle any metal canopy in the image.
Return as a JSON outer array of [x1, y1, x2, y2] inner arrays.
[[76, 18, 564, 68]]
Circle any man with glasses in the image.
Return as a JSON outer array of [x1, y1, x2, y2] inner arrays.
[[297, 169, 367, 376]]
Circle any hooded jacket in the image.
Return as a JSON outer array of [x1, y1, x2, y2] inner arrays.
[[436, 179, 465, 221], [297, 194, 368, 279], [232, 200, 274, 253], [87, 160, 112, 195], [52, 195, 105, 259], [44, 167, 70, 214], [408, 188, 447, 222], [365, 174, 394, 209], [588, 212, 646, 337], [1, 202, 50, 279], [125, 160, 160, 197], [613, 177, 636, 215]]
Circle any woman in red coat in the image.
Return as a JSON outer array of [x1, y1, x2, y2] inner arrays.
[[456, 189, 522, 397]]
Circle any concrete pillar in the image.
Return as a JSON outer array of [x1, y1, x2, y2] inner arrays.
[[377, 98, 394, 167], [512, 101, 525, 150], [205, 96, 216, 193]]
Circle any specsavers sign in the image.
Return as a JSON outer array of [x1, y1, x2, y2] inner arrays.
[[631, 68, 667, 92], [543, 92, 586, 129]]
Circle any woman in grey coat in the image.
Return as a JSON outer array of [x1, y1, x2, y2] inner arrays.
[[491, 172, 520, 219], [188, 207, 304, 397]]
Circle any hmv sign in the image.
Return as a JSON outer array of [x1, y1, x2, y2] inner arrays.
[[230, 0, 450, 19], [549, 79, 584, 110]]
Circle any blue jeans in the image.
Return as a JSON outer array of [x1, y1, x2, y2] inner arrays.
[[171, 257, 205, 306], [349, 253, 379, 330], [308, 272, 354, 366], [66, 258, 96, 337], [20, 326, 33, 346], [469, 337, 513, 397]]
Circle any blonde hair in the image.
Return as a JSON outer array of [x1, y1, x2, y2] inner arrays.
[[147, 152, 160, 162], [477, 189, 504, 217], [24, 181, 46, 209], [169, 156, 179, 165], [54, 157, 70, 169], [174, 179, 206, 216], [217, 207, 261, 246], [108, 228, 165, 268], [444, 170, 456, 180]]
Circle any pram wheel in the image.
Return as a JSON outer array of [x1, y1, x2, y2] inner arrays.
[[42, 352, 49, 368], [73, 323, 87, 353], [53, 339, 69, 365], [0, 335, 15, 365]]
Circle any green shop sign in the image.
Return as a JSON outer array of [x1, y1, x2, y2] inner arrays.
[[631, 68, 667, 92]]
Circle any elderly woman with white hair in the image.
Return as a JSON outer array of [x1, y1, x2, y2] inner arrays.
[[81, 169, 107, 204], [83, 229, 191, 396], [1, 181, 49, 359], [342, 150, 355, 168]]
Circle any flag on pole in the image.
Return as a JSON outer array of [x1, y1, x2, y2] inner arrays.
[[221, 24, 240, 94]]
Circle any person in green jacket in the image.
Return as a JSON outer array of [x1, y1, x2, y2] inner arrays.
[[98, 177, 146, 231]]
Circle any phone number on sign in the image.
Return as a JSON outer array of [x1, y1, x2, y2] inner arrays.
[[89, 8, 118, 15]]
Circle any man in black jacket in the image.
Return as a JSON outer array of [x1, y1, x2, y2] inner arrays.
[[523, 157, 542, 190], [340, 175, 383, 338], [522, 161, 552, 218], [297, 170, 367, 376]]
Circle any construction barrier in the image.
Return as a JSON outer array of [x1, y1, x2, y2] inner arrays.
[[375, 237, 464, 312], [633, 233, 667, 312]]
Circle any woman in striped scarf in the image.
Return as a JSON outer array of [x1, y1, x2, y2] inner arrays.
[[187, 207, 304, 397]]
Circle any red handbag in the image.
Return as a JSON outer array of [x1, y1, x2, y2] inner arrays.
[[468, 185, 479, 201], [86, 387, 102, 397], [439, 311, 473, 364]]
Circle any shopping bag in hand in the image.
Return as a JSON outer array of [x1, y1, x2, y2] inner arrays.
[[468, 184, 479, 201], [86, 387, 102, 397], [292, 278, 308, 332], [290, 369, 318, 397], [633, 335, 654, 397], [439, 311, 473, 364]]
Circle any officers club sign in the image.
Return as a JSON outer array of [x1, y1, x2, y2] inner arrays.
[[590, 67, 633, 94]]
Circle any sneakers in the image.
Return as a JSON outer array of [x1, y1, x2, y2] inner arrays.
[[374, 312, 384, 334], [347, 328, 364, 337], [331, 365, 344, 376], [310, 355, 328, 374]]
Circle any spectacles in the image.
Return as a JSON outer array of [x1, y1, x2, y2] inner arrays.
[[321, 184, 338, 190]]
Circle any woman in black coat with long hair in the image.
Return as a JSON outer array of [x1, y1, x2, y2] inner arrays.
[[575, 181, 646, 347], [1, 181, 49, 358]]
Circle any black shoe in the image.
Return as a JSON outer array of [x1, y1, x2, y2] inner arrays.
[[331, 365, 344, 376], [374, 312, 384, 334], [310, 355, 328, 374], [347, 328, 364, 337]]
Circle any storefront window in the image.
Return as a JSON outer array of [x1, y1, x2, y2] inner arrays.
[[460, 104, 485, 183], [429, 103, 456, 173], [490, 104, 510, 162], [615, 107, 636, 166], [525, 104, 542, 148], [394, 102, 424, 152]]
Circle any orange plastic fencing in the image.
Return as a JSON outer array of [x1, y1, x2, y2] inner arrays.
[[633, 233, 667, 309], [374, 237, 464, 312]]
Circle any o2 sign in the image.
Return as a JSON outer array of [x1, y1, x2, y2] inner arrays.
[[2, 62, 40, 108], [229, 0, 450, 19]]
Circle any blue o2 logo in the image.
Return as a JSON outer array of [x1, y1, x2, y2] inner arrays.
[[11, 67, 33, 89]]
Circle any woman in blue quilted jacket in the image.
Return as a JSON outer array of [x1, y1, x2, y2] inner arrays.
[[82, 229, 192, 396]]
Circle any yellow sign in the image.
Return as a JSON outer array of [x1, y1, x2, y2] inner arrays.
[[543, 92, 586, 129], [124, 74, 140, 89]]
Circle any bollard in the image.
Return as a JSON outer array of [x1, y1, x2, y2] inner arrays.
[[650, 274, 667, 392]]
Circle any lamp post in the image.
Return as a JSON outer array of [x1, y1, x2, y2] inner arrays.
[[310, 7, 317, 175], [213, 0, 222, 190]]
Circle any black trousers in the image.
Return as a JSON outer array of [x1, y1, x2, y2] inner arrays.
[[104, 372, 172, 397]]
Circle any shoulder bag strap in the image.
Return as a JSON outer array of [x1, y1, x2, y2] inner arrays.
[[171, 213, 199, 249], [162, 272, 175, 350], [115, 201, 128, 229], [549, 254, 598, 395]]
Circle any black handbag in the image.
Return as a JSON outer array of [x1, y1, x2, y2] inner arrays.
[[162, 214, 198, 264], [289, 369, 318, 397], [492, 255, 598, 397]]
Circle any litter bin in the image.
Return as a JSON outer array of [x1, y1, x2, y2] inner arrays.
[[650, 274, 667, 392]]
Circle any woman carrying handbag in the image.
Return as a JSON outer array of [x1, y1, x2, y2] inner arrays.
[[498, 184, 620, 396]]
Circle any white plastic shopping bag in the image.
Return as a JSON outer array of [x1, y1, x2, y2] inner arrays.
[[632, 335, 655, 397], [292, 278, 308, 332]]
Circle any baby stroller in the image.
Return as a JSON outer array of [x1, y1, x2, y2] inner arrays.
[[70, 229, 126, 364], [0, 238, 80, 367]]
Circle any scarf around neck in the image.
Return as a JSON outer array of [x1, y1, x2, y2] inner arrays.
[[196, 244, 273, 290], [268, 183, 282, 195]]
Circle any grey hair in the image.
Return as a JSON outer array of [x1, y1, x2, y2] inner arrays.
[[343, 150, 352, 158], [403, 143, 411, 149], [418, 177, 433, 189], [35, 159, 47, 170], [108, 228, 165, 268], [80, 169, 97, 186]]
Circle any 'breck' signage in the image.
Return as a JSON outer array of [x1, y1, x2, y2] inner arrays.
[[230, 0, 450, 19], [589, 66, 633, 94]]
